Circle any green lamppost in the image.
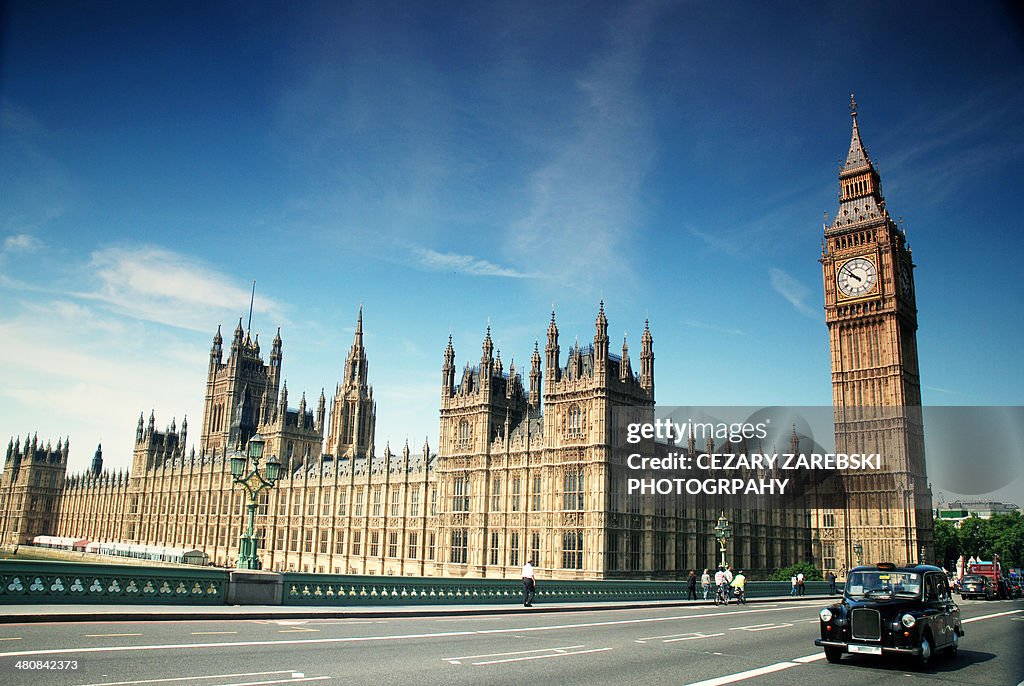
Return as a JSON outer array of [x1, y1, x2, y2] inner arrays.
[[713, 512, 732, 568], [853, 541, 863, 566], [229, 434, 281, 570]]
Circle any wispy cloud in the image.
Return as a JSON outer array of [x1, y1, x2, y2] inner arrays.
[[769, 267, 817, 318], [925, 385, 958, 395], [506, 4, 665, 290], [412, 247, 531, 278], [686, 225, 745, 257], [74, 246, 288, 332], [3, 233, 42, 253]]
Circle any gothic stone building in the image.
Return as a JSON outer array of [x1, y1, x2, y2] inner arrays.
[[813, 96, 934, 572], [1, 100, 928, 578], [2, 303, 813, 578]]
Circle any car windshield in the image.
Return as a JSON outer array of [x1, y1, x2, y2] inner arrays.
[[962, 575, 985, 583], [845, 571, 921, 598]]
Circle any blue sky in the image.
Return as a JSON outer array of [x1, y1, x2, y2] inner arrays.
[[2, 2, 1022, 500]]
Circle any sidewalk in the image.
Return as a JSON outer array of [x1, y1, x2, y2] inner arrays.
[[0, 592, 833, 623]]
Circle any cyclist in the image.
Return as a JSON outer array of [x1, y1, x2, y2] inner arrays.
[[730, 569, 747, 604], [714, 566, 729, 605]]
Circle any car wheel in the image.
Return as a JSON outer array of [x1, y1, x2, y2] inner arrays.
[[824, 647, 843, 663], [917, 634, 933, 668], [944, 630, 959, 657]]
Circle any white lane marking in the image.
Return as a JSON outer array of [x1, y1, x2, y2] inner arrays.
[[962, 609, 1024, 623], [683, 661, 796, 686], [209, 679, 329, 683], [443, 645, 584, 662], [85, 633, 143, 638], [191, 632, 238, 636], [73, 672, 300, 686], [210, 678, 329, 686], [0, 605, 810, 658], [472, 647, 611, 665], [0, 637, 22, 641], [663, 632, 725, 643], [728, 623, 793, 632], [636, 631, 718, 643], [792, 653, 827, 663]]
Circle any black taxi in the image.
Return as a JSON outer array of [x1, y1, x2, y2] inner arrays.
[[815, 563, 963, 667]]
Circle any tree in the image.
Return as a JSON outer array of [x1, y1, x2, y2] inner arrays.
[[933, 520, 961, 569], [771, 562, 821, 582]]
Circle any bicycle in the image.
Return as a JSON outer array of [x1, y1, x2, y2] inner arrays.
[[714, 584, 730, 606]]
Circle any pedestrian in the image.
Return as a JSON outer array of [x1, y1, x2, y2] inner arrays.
[[724, 564, 734, 585], [701, 568, 711, 600], [521, 558, 536, 607], [827, 570, 837, 595], [730, 569, 747, 604], [790, 574, 798, 596], [687, 570, 697, 600], [796, 571, 805, 596]]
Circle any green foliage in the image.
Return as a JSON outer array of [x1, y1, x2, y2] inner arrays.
[[938, 511, 1024, 568], [933, 520, 960, 568], [770, 562, 822, 582]]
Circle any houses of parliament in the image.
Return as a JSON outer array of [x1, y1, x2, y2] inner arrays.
[[0, 101, 933, 579]]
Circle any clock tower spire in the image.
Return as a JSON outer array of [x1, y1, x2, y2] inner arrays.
[[817, 96, 933, 572]]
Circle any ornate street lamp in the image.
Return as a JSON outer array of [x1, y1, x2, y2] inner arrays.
[[713, 512, 732, 568], [853, 541, 863, 566], [230, 433, 281, 569]]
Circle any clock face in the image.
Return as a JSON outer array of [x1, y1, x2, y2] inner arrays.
[[899, 263, 913, 297], [836, 256, 878, 298]]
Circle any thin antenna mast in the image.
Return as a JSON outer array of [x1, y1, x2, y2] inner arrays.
[[247, 280, 256, 334]]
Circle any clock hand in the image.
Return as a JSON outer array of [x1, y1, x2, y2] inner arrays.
[[849, 272, 862, 282]]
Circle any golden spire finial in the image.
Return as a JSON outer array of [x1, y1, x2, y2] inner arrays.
[[849, 93, 858, 117]]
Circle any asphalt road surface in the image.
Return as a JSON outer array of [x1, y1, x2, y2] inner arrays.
[[0, 597, 1021, 686]]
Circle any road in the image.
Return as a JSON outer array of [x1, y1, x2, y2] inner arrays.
[[0, 597, 1021, 686]]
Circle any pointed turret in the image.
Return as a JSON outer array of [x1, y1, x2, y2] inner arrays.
[[832, 94, 887, 229], [640, 318, 654, 394], [843, 95, 872, 172], [620, 333, 632, 382], [545, 308, 560, 380], [594, 300, 609, 370], [211, 324, 223, 365], [90, 444, 103, 477], [482, 325, 494, 365], [279, 381, 288, 421], [232, 318, 244, 352], [529, 340, 542, 406], [442, 335, 456, 397], [316, 389, 326, 432], [270, 327, 282, 373]]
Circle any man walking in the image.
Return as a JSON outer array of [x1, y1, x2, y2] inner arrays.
[[827, 570, 837, 595], [522, 558, 536, 607], [687, 570, 698, 600], [701, 568, 711, 600]]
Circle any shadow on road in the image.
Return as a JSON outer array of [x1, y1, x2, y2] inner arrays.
[[832, 649, 995, 675]]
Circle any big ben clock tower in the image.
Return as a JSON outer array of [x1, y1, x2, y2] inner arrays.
[[817, 96, 933, 572]]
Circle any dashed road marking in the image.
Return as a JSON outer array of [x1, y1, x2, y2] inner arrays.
[[472, 646, 612, 665], [443, 644, 585, 664], [728, 622, 793, 632], [635, 631, 723, 643]]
